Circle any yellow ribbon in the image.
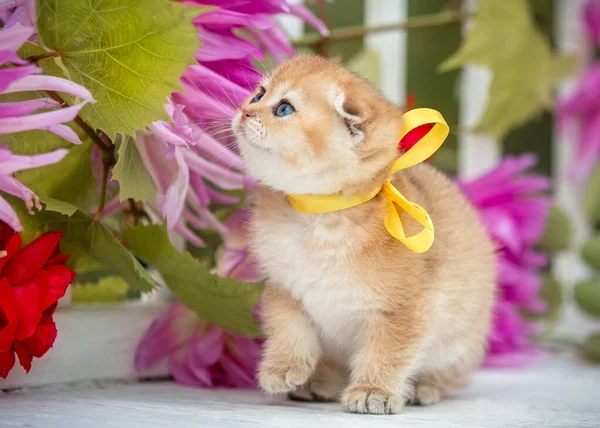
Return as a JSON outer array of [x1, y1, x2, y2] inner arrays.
[[288, 108, 449, 253]]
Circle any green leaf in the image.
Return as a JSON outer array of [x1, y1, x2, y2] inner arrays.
[[37, 0, 201, 139], [72, 276, 129, 304], [582, 234, 600, 271], [112, 135, 156, 203], [574, 278, 600, 317], [125, 224, 264, 338], [539, 205, 572, 253], [6, 195, 158, 290], [585, 165, 600, 222], [539, 272, 563, 318], [439, 0, 578, 139], [583, 331, 600, 362]]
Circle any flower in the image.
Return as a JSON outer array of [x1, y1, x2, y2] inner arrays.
[[0, 145, 68, 231], [584, 0, 600, 47], [0, 222, 75, 378], [135, 302, 262, 388], [213, 209, 262, 282], [557, 0, 600, 181], [458, 154, 552, 367], [138, 1, 328, 244], [0, 1, 95, 231]]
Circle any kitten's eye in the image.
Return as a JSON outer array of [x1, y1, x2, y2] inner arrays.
[[274, 102, 295, 117], [250, 87, 265, 104]]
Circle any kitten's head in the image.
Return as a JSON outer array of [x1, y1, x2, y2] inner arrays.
[[233, 55, 403, 195]]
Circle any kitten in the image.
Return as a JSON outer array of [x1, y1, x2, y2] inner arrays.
[[232, 55, 495, 415]]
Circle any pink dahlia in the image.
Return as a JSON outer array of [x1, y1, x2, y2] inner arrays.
[[458, 154, 552, 367], [135, 302, 262, 388], [0, 1, 95, 231], [138, 1, 328, 244]]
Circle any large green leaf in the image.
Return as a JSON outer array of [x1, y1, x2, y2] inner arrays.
[[125, 224, 264, 338], [5, 195, 158, 291], [112, 135, 156, 203], [37, 0, 200, 139], [439, 0, 578, 139], [574, 278, 600, 317]]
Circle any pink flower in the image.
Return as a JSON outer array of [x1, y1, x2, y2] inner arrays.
[[557, 1, 600, 181], [135, 302, 262, 388], [459, 154, 552, 368], [0, 1, 95, 230], [0, 146, 68, 231], [139, 1, 328, 244], [213, 209, 262, 282], [584, 0, 600, 47]]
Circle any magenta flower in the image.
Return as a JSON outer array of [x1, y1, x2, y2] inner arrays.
[[584, 0, 600, 47], [557, 0, 600, 180], [135, 302, 262, 388], [0, 1, 95, 231], [0, 145, 67, 231], [213, 209, 262, 282], [139, 1, 328, 244], [458, 154, 552, 368]]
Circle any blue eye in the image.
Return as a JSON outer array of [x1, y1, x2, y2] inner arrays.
[[275, 102, 295, 117]]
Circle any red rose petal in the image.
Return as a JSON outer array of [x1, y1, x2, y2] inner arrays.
[[45, 254, 70, 266], [0, 233, 22, 273], [23, 313, 57, 358], [3, 232, 62, 284], [12, 270, 50, 341], [0, 349, 15, 379], [0, 278, 18, 353], [42, 265, 75, 309], [13, 341, 32, 373]]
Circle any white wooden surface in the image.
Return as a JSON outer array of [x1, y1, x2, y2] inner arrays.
[[1, 354, 599, 428], [0, 303, 169, 389]]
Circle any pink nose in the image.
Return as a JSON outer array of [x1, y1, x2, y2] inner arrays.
[[242, 108, 255, 119]]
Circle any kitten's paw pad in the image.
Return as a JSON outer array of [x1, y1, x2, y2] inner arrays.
[[341, 386, 403, 415], [288, 385, 337, 402], [414, 384, 442, 406], [258, 364, 313, 394]]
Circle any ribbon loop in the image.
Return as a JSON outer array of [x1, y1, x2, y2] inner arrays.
[[287, 108, 449, 253]]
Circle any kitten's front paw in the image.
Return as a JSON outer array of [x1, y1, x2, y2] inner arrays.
[[341, 385, 403, 415], [258, 361, 313, 394]]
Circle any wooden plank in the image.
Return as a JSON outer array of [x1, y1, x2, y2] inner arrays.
[[0, 303, 169, 389], [1, 355, 599, 427]]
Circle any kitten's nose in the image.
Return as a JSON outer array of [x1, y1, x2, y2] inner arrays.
[[242, 108, 255, 119]]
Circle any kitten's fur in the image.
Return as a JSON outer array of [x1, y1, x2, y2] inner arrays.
[[232, 55, 495, 415]]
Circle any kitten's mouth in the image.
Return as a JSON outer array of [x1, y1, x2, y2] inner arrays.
[[238, 124, 272, 153]]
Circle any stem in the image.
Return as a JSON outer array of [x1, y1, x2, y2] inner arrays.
[[25, 51, 60, 64], [43, 90, 115, 218], [293, 10, 474, 48], [44, 90, 111, 155]]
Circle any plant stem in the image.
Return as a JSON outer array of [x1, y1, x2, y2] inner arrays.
[[44, 90, 111, 155], [293, 10, 474, 48], [313, 0, 330, 57], [43, 90, 115, 218], [25, 51, 60, 64]]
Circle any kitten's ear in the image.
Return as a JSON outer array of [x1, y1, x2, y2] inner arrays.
[[332, 88, 365, 144]]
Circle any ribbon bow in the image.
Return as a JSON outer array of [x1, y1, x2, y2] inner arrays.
[[287, 108, 449, 253]]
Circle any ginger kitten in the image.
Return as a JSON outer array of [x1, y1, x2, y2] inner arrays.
[[232, 55, 495, 415]]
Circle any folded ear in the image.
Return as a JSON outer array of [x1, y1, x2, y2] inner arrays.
[[332, 88, 365, 144]]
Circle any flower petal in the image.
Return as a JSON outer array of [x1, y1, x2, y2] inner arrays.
[[0, 147, 68, 174], [0, 349, 15, 379], [13, 340, 31, 373], [12, 270, 50, 341], [187, 326, 225, 369], [0, 193, 22, 232], [0, 97, 60, 118], [4, 74, 95, 102], [0, 277, 18, 353], [41, 264, 75, 309], [23, 311, 57, 358], [0, 103, 87, 136], [3, 232, 62, 284]]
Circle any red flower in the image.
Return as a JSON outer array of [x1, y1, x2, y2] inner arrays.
[[0, 222, 75, 379]]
